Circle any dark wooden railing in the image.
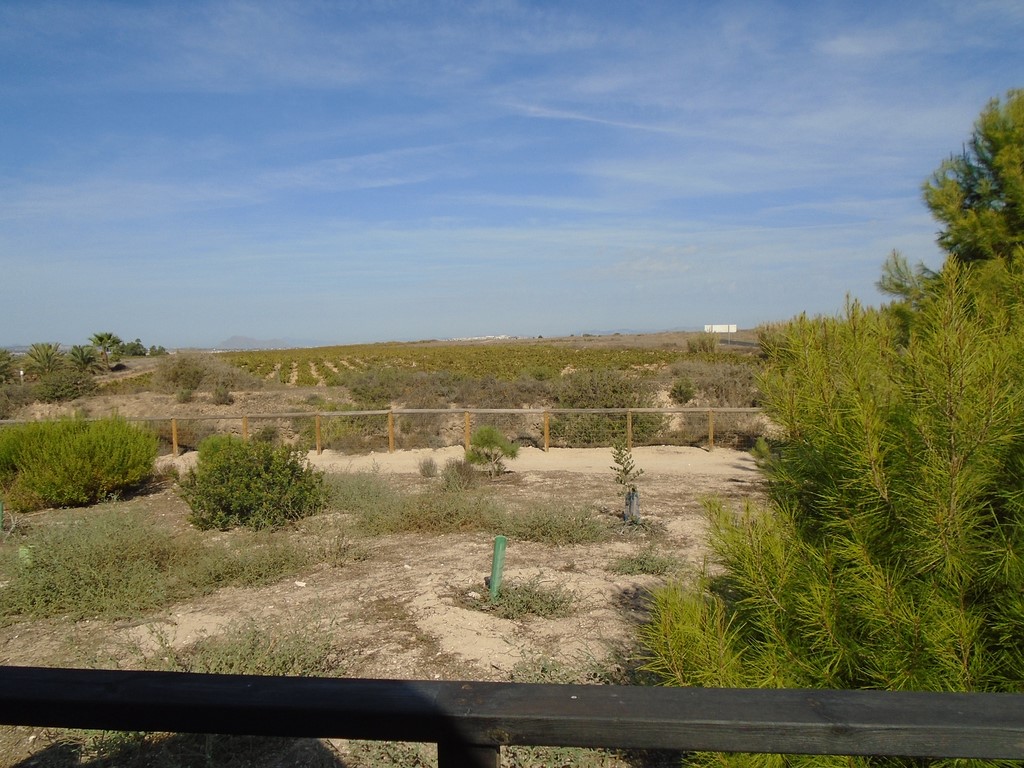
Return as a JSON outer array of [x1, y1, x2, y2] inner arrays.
[[2, 667, 1023, 767]]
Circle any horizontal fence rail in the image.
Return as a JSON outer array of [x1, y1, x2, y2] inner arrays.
[[2, 667, 1024, 767], [0, 407, 764, 455]]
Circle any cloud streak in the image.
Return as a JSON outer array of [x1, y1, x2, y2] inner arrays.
[[1, 1, 1021, 347]]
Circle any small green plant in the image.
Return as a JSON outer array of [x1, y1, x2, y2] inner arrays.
[[441, 456, 478, 491], [611, 442, 643, 523], [687, 332, 719, 354], [487, 577, 574, 620], [181, 436, 327, 530], [465, 425, 519, 477], [417, 456, 438, 478], [669, 376, 695, 405], [211, 383, 234, 405], [175, 387, 194, 403], [610, 443, 644, 493], [158, 616, 343, 677], [610, 545, 679, 575]]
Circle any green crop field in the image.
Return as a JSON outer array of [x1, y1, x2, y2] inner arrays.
[[221, 341, 734, 385]]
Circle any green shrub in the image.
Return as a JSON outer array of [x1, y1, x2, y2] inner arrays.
[[669, 376, 695, 405], [670, 358, 760, 407], [487, 578, 574, 620], [418, 456, 438, 477], [182, 436, 327, 530], [0, 350, 14, 384], [609, 545, 679, 575], [687, 333, 719, 353], [465, 425, 519, 477], [153, 353, 259, 394], [211, 383, 234, 405], [346, 369, 409, 408], [153, 353, 207, 392], [175, 387, 194, 403], [35, 369, 97, 402], [441, 457, 478, 491], [0, 418, 157, 511]]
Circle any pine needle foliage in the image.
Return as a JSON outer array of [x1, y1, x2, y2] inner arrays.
[[465, 425, 519, 477], [642, 260, 1024, 766]]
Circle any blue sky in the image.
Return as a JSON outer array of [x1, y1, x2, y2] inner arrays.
[[2, 1, 1022, 349]]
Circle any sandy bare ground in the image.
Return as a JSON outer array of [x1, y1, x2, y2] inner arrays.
[[0, 445, 764, 767], [139, 445, 762, 680], [3, 446, 764, 681]]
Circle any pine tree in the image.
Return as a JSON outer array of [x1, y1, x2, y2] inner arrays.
[[642, 94, 1024, 767], [923, 89, 1024, 265]]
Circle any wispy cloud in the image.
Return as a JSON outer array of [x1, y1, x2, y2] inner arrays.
[[1, 1, 1021, 346]]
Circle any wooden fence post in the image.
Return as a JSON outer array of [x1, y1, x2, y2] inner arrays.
[[543, 411, 550, 452], [241, 416, 248, 441], [388, 410, 395, 453], [171, 418, 178, 457], [464, 411, 472, 450], [626, 410, 633, 449], [708, 409, 715, 450], [315, 414, 322, 455]]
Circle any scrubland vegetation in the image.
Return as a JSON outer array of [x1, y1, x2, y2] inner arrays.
[[0, 90, 1022, 767]]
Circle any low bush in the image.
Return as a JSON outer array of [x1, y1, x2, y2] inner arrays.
[[441, 457, 478, 491], [0, 417, 157, 511], [158, 616, 342, 677], [346, 369, 410, 408], [418, 456, 438, 478], [211, 383, 234, 405], [501, 502, 612, 545], [669, 376, 695, 405], [687, 333, 719, 353], [488, 578, 574, 620], [609, 545, 679, 575], [153, 353, 259, 395], [0, 509, 311, 621], [0, 383, 37, 419], [181, 436, 327, 530], [35, 369, 97, 402], [670, 358, 760, 407]]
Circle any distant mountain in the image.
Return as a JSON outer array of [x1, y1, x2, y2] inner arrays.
[[215, 336, 325, 351]]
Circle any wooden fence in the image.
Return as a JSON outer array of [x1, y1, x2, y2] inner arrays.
[[2, 666, 1023, 767], [46, 406, 759, 455]]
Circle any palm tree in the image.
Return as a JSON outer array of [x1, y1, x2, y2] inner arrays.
[[67, 345, 104, 374], [89, 332, 122, 370], [24, 342, 65, 378]]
